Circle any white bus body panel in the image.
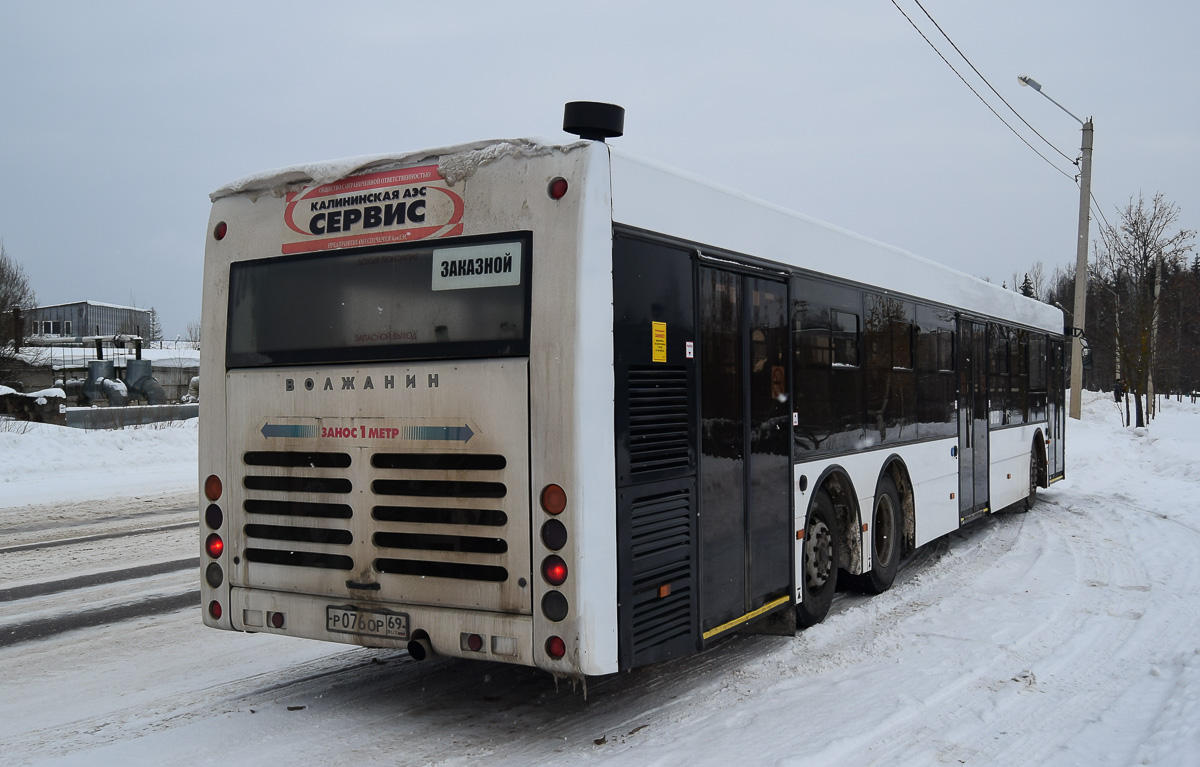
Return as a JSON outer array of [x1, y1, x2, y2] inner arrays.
[[791, 438, 959, 601], [202, 141, 621, 676], [989, 424, 1041, 512], [569, 145, 619, 675]]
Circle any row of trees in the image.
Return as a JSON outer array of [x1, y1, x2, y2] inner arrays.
[[1010, 193, 1197, 427]]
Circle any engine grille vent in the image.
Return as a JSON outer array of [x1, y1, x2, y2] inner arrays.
[[371, 452, 510, 583], [631, 562, 693, 656], [625, 487, 695, 662], [244, 451, 351, 468], [238, 447, 517, 594], [241, 453, 356, 572], [627, 366, 691, 476]]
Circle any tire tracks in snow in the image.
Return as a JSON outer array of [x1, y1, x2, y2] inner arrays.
[[832, 490, 1200, 767]]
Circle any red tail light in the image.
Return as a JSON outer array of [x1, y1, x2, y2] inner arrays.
[[548, 178, 569, 200], [205, 533, 224, 558], [545, 636, 566, 659], [209, 601, 223, 619], [542, 555, 567, 586]]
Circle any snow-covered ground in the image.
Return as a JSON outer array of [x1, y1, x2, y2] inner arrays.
[[2, 391, 1198, 766], [0, 418, 197, 510]]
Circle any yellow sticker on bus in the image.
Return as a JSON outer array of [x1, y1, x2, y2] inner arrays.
[[652, 321, 667, 363]]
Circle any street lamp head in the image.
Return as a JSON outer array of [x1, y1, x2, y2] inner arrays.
[[1017, 74, 1042, 91]]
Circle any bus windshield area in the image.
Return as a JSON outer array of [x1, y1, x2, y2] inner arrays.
[[226, 235, 530, 367]]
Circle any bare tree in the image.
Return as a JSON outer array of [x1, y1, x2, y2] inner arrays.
[[1, 241, 38, 384], [1028, 261, 1046, 301], [1092, 193, 1196, 426], [185, 319, 202, 347]]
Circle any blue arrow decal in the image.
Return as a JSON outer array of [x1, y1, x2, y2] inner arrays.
[[402, 424, 475, 443], [261, 423, 319, 439]]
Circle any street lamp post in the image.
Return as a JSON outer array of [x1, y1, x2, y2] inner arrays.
[[1019, 75, 1093, 420]]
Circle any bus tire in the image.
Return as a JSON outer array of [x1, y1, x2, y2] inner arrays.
[[1022, 443, 1040, 512], [797, 489, 840, 628], [852, 476, 901, 594]]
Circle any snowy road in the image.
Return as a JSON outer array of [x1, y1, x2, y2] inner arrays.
[[2, 395, 1198, 766]]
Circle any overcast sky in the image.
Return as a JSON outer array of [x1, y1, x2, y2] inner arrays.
[[2, 1, 1197, 337]]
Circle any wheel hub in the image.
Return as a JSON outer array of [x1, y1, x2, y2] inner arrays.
[[805, 519, 833, 589], [874, 496, 895, 568]]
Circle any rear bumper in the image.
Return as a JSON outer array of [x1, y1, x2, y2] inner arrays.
[[227, 587, 535, 666]]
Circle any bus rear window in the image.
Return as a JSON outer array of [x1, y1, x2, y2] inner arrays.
[[226, 235, 530, 367]]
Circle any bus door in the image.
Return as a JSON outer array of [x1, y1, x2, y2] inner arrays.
[[1047, 338, 1066, 479], [958, 319, 990, 520], [698, 267, 791, 636]]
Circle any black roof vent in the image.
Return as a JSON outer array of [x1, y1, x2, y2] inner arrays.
[[563, 101, 624, 142]]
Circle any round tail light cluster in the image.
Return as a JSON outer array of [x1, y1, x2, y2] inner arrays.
[[539, 483, 571, 654], [203, 476, 226, 621]]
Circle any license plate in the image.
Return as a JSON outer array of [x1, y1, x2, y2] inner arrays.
[[326, 606, 409, 639]]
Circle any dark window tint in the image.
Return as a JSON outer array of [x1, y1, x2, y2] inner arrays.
[[989, 324, 1010, 425], [1009, 330, 1029, 424], [864, 293, 916, 444], [792, 277, 863, 454], [916, 305, 957, 439], [1028, 333, 1048, 422], [832, 310, 859, 367], [227, 234, 530, 367]]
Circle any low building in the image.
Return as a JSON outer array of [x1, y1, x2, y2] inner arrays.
[[25, 301, 151, 341]]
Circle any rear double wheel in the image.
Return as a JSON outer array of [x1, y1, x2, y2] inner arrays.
[[849, 476, 901, 594], [797, 489, 841, 628]]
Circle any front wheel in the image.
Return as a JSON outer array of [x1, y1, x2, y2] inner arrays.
[[797, 489, 841, 628]]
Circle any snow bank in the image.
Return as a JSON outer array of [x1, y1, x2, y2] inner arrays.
[[0, 419, 197, 510]]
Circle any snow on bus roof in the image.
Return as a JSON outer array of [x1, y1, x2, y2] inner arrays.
[[209, 138, 583, 201]]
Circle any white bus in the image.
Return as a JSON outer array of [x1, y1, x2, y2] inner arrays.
[[199, 102, 1066, 677]]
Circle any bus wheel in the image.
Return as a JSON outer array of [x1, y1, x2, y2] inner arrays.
[[853, 476, 901, 594], [1022, 444, 1040, 512], [797, 489, 840, 628]]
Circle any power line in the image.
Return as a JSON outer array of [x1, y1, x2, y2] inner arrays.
[[1091, 193, 1113, 231], [911, 0, 1077, 166], [892, 1, 1116, 235], [889, 0, 1076, 182]]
